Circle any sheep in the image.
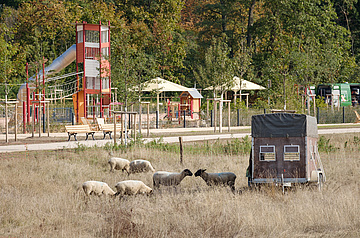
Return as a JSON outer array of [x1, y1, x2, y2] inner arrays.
[[108, 157, 130, 174], [82, 181, 116, 197], [153, 169, 193, 188], [114, 180, 153, 197], [129, 159, 155, 174], [194, 169, 237, 192]]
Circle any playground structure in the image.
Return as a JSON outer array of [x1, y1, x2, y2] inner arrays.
[[3, 21, 206, 140], [179, 88, 202, 120], [72, 21, 112, 122], [14, 21, 112, 132]]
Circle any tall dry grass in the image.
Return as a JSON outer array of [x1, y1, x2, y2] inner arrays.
[[0, 133, 360, 237]]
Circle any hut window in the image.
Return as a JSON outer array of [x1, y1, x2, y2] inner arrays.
[[260, 146, 275, 161], [284, 145, 300, 161]]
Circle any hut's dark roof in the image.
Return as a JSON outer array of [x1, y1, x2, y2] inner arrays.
[[251, 113, 318, 138]]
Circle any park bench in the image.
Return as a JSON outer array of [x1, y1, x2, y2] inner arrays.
[[80, 117, 99, 131], [96, 118, 131, 139], [65, 125, 96, 141]]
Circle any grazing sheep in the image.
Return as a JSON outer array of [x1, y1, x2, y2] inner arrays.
[[129, 159, 155, 174], [82, 181, 115, 197], [108, 157, 130, 174], [194, 169, 236, 192], [114, 180, 153, 196], [153, 169, 193, 188]]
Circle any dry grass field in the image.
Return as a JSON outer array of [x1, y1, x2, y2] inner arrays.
[[0, 133, 360, 237]]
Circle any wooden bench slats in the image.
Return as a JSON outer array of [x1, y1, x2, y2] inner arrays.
[[97, 123, 130, 139], [65, 125, 96, 141]]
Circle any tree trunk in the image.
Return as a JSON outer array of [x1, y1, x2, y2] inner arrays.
[[247, 0, 256, 47]]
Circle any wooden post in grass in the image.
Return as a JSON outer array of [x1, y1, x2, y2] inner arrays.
[[179, 136, 183, 165]]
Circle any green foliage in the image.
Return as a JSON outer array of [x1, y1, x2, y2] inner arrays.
[[231, 99, 247, 110], [251, 98, 269, 110], [222, 136, 251, 155], [344, 136, 360, 151], [186, 136, 251, 156], [194, 37, 235, 95], [318, 136, 337, 153], [314, 97, 329, 108], [0, 0, 359, 106], [102, 136, 145, 152], [145, 137, 179, 153], [74, 143, 89, 153]]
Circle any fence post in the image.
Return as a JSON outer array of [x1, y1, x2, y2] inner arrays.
[[214, 101, 217, 133], [210, 110, 213, 127], [32, 104, 35, 138], [147, 103, 150, 137], [228, 101, 230, 132], [43, 112, 45, 133], [5, 100, 8, 143], [317, 107, 319, 124], [156, 111, 159, 129], [23, 101, 26, 133], [237, 109, 240, 126], [39, 104, 41, 137], [47, 103, 50, 137], [15, 103, 18, 141], [183, 109, 186, 128], [342, 106, 345, 123], [113, 112, 117, 144], [71, 112, 74, 125]]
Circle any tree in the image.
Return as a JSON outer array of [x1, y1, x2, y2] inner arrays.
[[194, 37, 234, 132], [0, 6, 24, 99], [252, 0, 354, 110], [195, 0, 247, 53], [111, 25, 158, 108]]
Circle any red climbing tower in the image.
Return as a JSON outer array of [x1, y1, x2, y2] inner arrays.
[[72, 21, 111, 122]]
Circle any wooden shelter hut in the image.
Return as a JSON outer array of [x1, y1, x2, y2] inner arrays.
[[179, 88, 203, 119]]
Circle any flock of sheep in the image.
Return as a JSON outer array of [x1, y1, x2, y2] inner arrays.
[[82, 157, 237, 198]]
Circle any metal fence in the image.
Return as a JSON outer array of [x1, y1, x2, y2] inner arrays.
[[1, 104, 360, 133], [51, 107, 74, 124]]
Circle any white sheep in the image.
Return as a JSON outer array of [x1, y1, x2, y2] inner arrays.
[[153, 169, 193, 188], [82, 181, 116, 197], [114, 180, 153, 196], [129, 159, 155, 174], [108, 157, 130, 174], [194, 169, 237, 192]]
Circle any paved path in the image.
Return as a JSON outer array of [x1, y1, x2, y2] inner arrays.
[[1, 125, 360, 153]]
